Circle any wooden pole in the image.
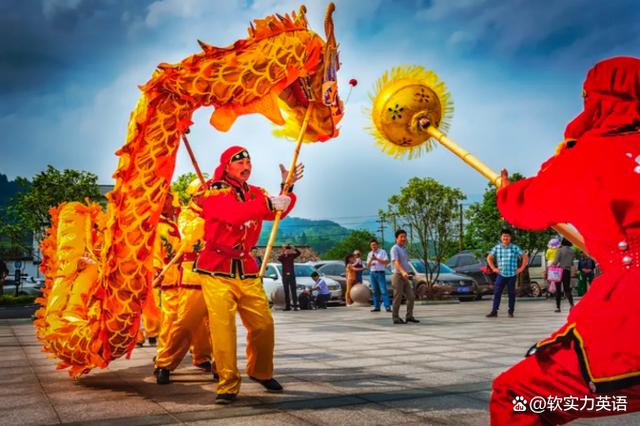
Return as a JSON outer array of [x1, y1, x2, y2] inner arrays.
[[153, 132, 205, 288], [181, 132, 206, 185], [259, 105, 314, 277]]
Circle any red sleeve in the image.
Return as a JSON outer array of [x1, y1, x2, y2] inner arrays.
[[497, 146, 585, 231], [201, 190, 274, 226]]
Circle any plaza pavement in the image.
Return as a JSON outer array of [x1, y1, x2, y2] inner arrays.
[[1, 298, 639, 425]]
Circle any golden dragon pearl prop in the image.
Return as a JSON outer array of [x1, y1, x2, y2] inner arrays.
[[368, 65, 587, 252], [369, 65, 453, 159], [34, 3, 342, 377]]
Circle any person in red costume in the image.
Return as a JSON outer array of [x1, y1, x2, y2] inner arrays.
[[193, 145, 303, 405], [490, 57, 640, 424]]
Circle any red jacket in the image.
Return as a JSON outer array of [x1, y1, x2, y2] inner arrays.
[[498, 119, 640, 392], [193, 177, 296, 279], [498, 57, 640, 392]]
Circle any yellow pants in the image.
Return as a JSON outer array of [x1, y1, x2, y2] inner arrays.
[[201, 275, 274, 395], [138, 287, 161, 343], [155, 287, 212, 370], [155, 287, 180, 364]]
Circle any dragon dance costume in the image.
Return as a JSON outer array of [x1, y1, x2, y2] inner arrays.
[[194, 146, 296, 397], [152, 203, 212, 377], [490, 57, 640, 425]]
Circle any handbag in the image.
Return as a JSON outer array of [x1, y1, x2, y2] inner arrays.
[[547, 266, 563, 283], [548, 281, 557, 294]]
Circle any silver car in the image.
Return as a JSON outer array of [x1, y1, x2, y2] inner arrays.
[[409, 259, 479, 301], [262, 263, 342, 303]]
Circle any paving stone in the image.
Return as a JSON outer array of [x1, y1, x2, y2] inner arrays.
[[54, 396, 165, 423], [4, 300, 640, 424], [288, 403, 423, 425]]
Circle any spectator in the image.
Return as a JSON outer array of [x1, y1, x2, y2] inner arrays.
[[0, 259, 7, 296], [545, 238, 560, 288], [353, 250, 364, 283], [545, 238, 561, 265], [277, 244, 301, 311], [251, 247, 263, 269], [577, 253, 596, 296], [311, 271, 330, 309], [390, 230, 418, 324], [345, 254, 357, 305], [367, 239, 391, 312], [486, 228, 528, 318], [552, 238, 576, 312], [297, 288, 313, 310]]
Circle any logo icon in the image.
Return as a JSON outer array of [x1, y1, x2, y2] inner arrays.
[[512, 396, 528, 412]]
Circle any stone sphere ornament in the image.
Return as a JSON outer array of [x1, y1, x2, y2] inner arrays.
[[271, 287, 285, 307], [350, 283, 372, 306], [368, 65, 453, 159]]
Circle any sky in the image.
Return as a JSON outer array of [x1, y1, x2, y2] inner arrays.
[[1, 0, 639, 227]]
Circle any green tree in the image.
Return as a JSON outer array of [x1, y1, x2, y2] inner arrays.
[[172, 172, 209, 205], [0, 166, 101, 257], [464, 173, 555, 286], [323, 229, 376, 260], [383, 177, 466, 287]]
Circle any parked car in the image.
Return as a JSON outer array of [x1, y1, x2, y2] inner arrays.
[[315, 259, 478, 302], [262, 263, 342, 304], [409, 259, 479, 301], [313, 260, 372, 301], [527, 252, 580, 297], [446, 251, 495, 299]]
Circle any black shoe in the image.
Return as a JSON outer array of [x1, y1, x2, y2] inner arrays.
[[293, 306, 299, 311], [371, 308, 381, 312], [406, 317, 420, 323], [554, 308, 561, 313], [148, 337, 157, 346], [156, 368, 170, 385], [393, 318, 406, 324], [486, 311, 498, 318], [215, 393, 237, 405], [249, 376, 283, 392], [283, 307, 291, 311], [508, 313, 514, 318], [385, 307, 392, 312], [195, 361, 212, 372]]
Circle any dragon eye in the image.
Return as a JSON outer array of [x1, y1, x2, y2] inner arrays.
[[566, 140, 577, 149]]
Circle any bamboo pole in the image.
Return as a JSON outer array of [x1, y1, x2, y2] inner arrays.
[[425, 125, 587, 253], [182, 132, 206, 186], [152, 132, 205, 288], [259, 105, 314, 277]]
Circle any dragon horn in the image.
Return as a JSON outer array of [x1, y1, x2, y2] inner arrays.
[[296, 5, 308, 27], [197, 39, 212, 52], [324, 3, 336, 47]]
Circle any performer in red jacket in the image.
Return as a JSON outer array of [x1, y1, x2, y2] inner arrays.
[[490, 57, 640, 424], [194, 145, 301, 404]]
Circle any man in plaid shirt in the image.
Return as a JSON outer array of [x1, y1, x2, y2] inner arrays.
[[486, 228, 528, 318]]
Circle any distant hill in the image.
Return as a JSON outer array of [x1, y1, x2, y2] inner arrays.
[[0, 174, 25, 209], [259, 217, 351, 254]]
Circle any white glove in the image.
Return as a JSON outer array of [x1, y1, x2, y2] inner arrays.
[[270, 195, 291, 211]]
